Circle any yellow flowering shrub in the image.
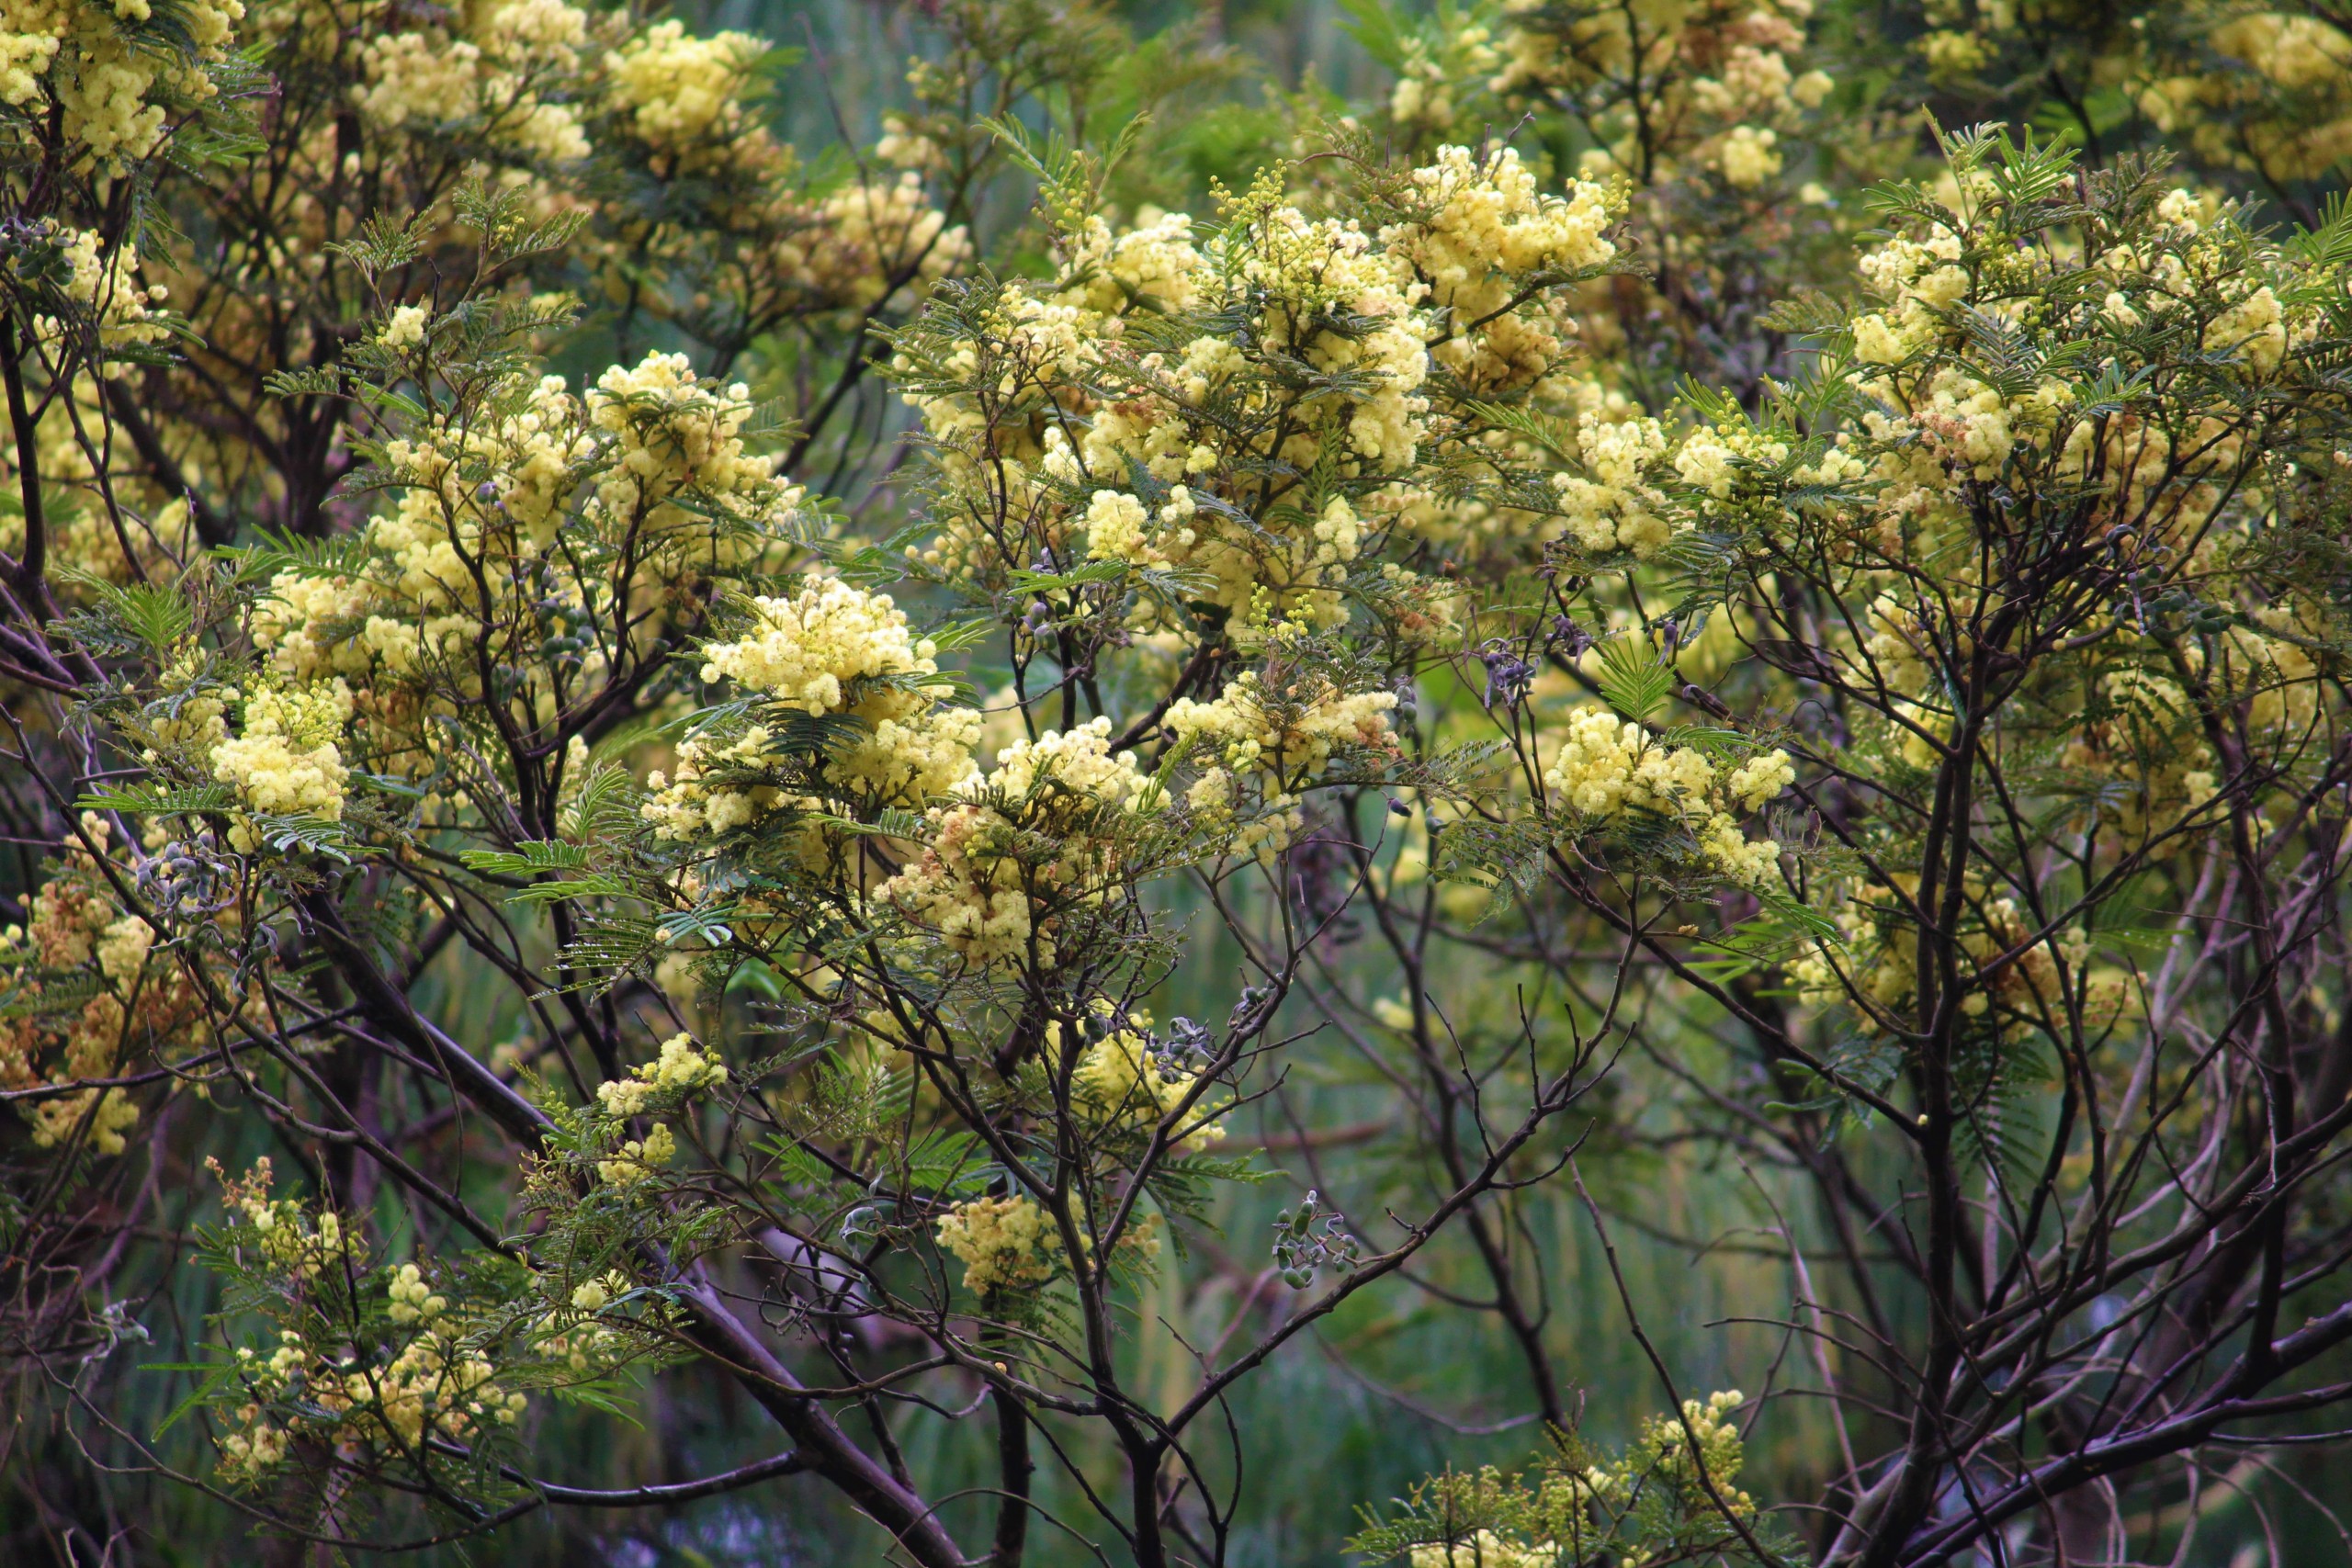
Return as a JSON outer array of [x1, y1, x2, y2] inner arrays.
[[197, 1156, 669, 1494], [5, 6, 2352, 1565], [897, 150, 1625, 631]]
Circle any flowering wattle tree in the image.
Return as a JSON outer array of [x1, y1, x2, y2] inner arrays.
[[4, 2, 2352, 1566]]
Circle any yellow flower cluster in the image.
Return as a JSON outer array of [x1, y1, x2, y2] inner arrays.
[[209, 679, 353, 849], [1385, 23, 1499, 140], [356, 0, 592, 163], [2207, 282, 2287, 376], [1492, 0, 1828, 192], [935, 1192, 1056, 1295], [596, 1121, 676, 1185], [214, 1406, 288, 1480], [249, 570, 381, 682], [1053, 208, 1204, 317], [893, 143, 1626, 635], [1166, 663, 1401, 792], [791, 173, 970, 314], [215, 1157, 366, 1281], [1843, 189, 2304, 544], [527, 1277, 640, 1370], [217, 1305, 532, 1486], [225, 1322, 525, 1468], [595, 1032, 729, 1118], [2061, 670, 2209, 833], [346, 1335, 527, 1443], [1672, 421, 1792, 508], [1409, 1531, 1555, 1568], [876, 720, 1159, 968], [205, 1160, 631, 1489], [0, 0, 245, 168], [1073, 1020, 1224, 1151], [567, 1269, 632, 1313], [1788, 880, 1918, 1016], [1791, 878, 2140, 1038], [1955, 902, 2095, 1021], [585, 353, 806, 542], [387, 1262, 448, 1325], [875, 111, 944, 173], [1546, 707, 1713, 818], [643, 578, 979, 841], [401, 358, 765, 596], [24, 227, 172, 365], [60, 0, 965, 686], [1226, 197, 1431, 468], [602, 20, 761, 169], [378, 303, 428, 348], [1080, 487, 1166, 569], [594, 18, 967, 323], [696, 577, 935, 715], [255, 371, 601, 763], [27, 1073, 141, 1155], [1550, 410, 1673, 555], [1716, 124, 1781, 188], [1544, 706, 1791, 887], [244, 350, 819, 787], [0, 420, 190, 599], [2219, 610, 2323, 734], [2139, 11, 2352, 185], [0, 819, 220, 1155], [1388, 1388, 1756, 1567], [976, 718, 1159, 807], [1624, 1389, 1755, 1513], [1383, 145, 1620, 393], [1850, 221, 1967, 364], [95, 910, 153, 982]]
